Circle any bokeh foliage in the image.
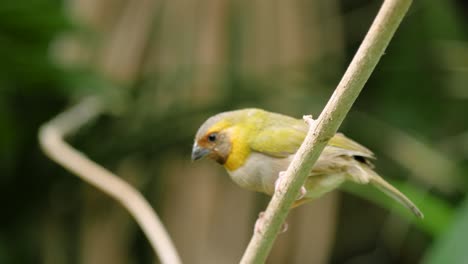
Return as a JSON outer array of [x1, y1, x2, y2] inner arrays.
[[0, 0, 467, 263]]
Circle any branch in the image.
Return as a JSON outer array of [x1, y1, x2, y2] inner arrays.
[[38, 97, 182, 264], [240, 0, 413, 263]]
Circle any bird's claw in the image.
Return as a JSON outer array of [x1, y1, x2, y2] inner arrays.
[[297, 185, 307, 200], [303, 115, 315, 125], [274, 171, 286, 193], [254, 212, 265, 234], [275, 171, 307, 200], [254, 211, 288, 234]]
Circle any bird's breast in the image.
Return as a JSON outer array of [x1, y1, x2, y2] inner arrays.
[[226, 152, 292, 195]]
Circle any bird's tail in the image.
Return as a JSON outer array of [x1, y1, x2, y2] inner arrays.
[[366, 168, 424, 219], [348, 162, 424, 219]]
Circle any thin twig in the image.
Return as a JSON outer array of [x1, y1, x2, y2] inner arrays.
[[38, 97, 182, 264], [240, 0, 413, 263]]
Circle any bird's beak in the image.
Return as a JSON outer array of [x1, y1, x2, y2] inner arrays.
[[191, 143, 210, 161]]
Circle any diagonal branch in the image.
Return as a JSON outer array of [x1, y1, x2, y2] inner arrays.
[[38, 97, 182, 264], [240, 0, 413, 263]]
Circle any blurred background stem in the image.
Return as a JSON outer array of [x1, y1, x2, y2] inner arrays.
[[38, 97, 181, 264], [0, 0, 467, 263]]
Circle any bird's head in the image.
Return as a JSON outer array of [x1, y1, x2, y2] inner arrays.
[[192, 114, 233, 164], [192, 109, 262, 168]]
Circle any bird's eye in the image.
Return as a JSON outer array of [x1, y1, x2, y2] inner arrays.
[[207, 133, 217, 142]]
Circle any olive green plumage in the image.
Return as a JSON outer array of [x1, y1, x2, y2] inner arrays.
[[192, 108, 423, 218]]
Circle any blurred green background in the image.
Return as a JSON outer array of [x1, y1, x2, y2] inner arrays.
[[1, 0, 467, 263]]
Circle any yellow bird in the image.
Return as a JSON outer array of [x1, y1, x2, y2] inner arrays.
[[192, 108, 423, 218]]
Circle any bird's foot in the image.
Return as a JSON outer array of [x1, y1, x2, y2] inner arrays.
[[254, 211, 288, 234], [303, 115, 315, 125], [275, 171, 307, 200]]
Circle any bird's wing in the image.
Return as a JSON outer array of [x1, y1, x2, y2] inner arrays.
[[250, 120, 374, 160], [248, 109, 374, 159], [249, 116, 307, 158], [327, 133, 375, 159]]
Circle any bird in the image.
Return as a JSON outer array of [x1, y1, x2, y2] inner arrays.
[[191, 108, 423, 219]]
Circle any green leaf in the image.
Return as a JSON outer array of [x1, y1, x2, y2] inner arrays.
[[423, 198, 468, 264], [342, 179, 454, 237]]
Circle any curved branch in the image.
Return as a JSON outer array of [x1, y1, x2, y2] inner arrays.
[[240, 0, 413, 263], [38, 97, 182, 264]]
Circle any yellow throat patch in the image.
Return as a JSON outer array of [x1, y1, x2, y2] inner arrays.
[[224, 126, 251, 171]]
